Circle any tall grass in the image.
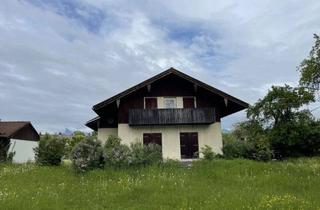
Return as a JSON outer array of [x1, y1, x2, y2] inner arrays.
[[1, 158, 320, 209]]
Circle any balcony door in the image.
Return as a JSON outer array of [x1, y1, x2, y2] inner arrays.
[[180, 132, 199, 159]]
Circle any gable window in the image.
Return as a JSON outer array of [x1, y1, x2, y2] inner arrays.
[[163, 97, 177, 108], [145, 97, 157, 109]]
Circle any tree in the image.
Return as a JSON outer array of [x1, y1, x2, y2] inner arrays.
[[247, 85, 314, 126], [299, 34, 320, 96], [246, 85, 317, 158]]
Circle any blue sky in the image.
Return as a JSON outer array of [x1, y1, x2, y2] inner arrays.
[[0, 0, 319, 133]]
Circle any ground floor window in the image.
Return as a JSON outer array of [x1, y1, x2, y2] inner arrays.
[[143, 133, 162, 146], [180, 132, 199, 159]]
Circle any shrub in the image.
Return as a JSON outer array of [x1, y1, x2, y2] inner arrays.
[[0, 139, 14, 163], [200, 145, 216, 160], [143, 143, 162, 165], [70, 139, 104, 173], [250, 136, 273, 161], [129, 142, 145, 166], [65, 131, 86, 157], [34, 134, 65, 166], [222, 139, 253, 159], [130, 143, 162, 166], [103, 135, 131, 167]]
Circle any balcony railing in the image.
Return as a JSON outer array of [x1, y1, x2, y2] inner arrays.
[[129, 108, 215, 126]]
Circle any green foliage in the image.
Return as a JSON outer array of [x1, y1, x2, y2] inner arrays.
[[250, 136, 273, 161], [137, 143, 162, 165], [65, 131, 86, 156], [222, 138, 253, 159], [268, 115, 320, 158], [130, 142, 162, 166], [103, 135, 131, 167], [247, 85, 314, 126], [200, 145, 216, 160], [34, 133, 66, 166], [299, 34, 320, 94], [70, 139, 104, 173], [0, 139, 14, 163]]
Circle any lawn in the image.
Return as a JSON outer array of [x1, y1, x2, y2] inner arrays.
[[1, 158, 320, 210]]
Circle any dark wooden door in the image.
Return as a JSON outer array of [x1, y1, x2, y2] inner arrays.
[[183, 97, 195, 108], [143, 133, 162, 146], [180, 132, 198, 159], [145, 98, 157, 109]]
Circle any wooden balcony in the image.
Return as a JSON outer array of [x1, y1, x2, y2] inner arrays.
[[129, 108, 215, 126]]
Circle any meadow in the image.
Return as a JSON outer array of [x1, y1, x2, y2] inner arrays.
[[0, 158, 320, 210]]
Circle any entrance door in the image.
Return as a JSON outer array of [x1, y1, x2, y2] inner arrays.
[[180, 132, 199, 159]]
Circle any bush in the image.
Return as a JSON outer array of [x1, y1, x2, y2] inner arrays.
[[70, 139, 104, 173], [129, 142, 145, 166], [222, 139, 253, 159], [34, 134, 65, 166], [250, 136, 273, 161], [0, 139, 14, 163], [130, 142, 162, 166], [65, 131, 86, 157], [200, 145, 216, 160], [103, 135, 131, 167]]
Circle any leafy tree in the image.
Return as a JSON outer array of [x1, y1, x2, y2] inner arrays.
[[247, 85, 314, 126], [299, 34, 320, 95]]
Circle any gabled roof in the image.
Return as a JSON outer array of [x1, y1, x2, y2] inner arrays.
[[0, 121, 40, 141], [93, 67, 249, 112]]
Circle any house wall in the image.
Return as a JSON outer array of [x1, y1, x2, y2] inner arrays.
[[116, 122, 222, 160], [9, 139, 38, 163], [97, 128, 118, 143]]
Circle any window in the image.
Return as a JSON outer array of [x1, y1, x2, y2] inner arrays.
[[145, 97, 157, 109], [183, 97, 195, 108], [163, 97, 177, 108], [143, 133, 162, 146]]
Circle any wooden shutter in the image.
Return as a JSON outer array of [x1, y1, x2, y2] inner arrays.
[[145, 98, 157, 109], [183, 97, 195, 108]]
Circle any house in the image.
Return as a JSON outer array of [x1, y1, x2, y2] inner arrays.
[[0, 121, 40, 163], [86, 68, 248, 160]]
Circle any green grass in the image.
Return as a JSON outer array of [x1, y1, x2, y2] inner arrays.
[[1, 158, 320, 210]]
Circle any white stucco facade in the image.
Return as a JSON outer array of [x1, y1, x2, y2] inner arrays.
[[97, 128, 118, 144], [97, 122, 222, 160], [9, 139, 38, 163]]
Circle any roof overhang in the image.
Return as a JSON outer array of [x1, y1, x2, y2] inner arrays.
[[92, 67, 249, 113]]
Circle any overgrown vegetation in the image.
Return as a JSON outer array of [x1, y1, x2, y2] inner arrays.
[[70, 138, 104, 172], [0, 139, 14, 163], [223, 34, 320, 160], [1, 158, 320, 209], [200, 145, 216, 160], [34, 133, 66, 166], [68, 135, 162, 172]]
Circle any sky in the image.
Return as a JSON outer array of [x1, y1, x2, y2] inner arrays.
[[0, 0, 320, 133]]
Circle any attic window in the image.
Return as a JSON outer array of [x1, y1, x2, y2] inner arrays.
[[164, 97, 177, 108]]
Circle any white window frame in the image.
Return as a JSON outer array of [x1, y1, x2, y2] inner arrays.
[[163, 97, 177, 109]]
